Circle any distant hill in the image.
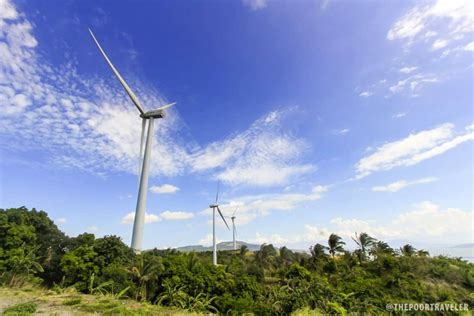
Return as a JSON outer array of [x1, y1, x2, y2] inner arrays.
[[451, 243, 474, 249], [176, 241, 260, 252]]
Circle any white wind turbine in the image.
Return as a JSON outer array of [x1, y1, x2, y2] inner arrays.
[[209, 181, 230, 265], [229, 207, 238, 251], [89, 29, 176, 252]]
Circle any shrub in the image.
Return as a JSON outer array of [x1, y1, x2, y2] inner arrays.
[[3, 301, 37, 315]]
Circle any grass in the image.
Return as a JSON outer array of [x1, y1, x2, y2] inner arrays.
[[3, 301, 37, 315], [62, 296, 82, 305], [0, 286, 202, 315]]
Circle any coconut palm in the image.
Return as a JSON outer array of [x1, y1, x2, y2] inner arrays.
[[352, 232, 376, 262], [126, 254, 163, 301], [310, 243, 328, 260], [369, 241, 395, 258], [400, 244, 416, 257], [328, 234, 345, 257]]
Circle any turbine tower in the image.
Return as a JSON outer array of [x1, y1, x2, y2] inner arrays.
[[230, 208, 238, 251], [89, 29, 176, 252], [209, 181, 230, 265]]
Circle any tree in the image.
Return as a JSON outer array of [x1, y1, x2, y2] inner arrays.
[[369, 241, 395, 258], [352, 232, 376, 262], [310, 244, 328, 260], [400, 244, 416, 257], [327, 234, 345, 257], [126, 254, 163, 301]]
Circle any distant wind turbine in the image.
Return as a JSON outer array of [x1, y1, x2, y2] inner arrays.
[[209, 181, 230, 265], [230, 207, 238, 251], [89, 29, 176, 252]]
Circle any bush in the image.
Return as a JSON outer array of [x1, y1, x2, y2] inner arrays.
[[3, 301, 37, 315]]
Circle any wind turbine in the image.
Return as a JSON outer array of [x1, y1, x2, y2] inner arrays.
[[209, 182, 230, 265], [89, 29, 176, 252], [230, 208, 238, 251]]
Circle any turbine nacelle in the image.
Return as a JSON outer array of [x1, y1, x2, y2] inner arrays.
[[141, 102, 177, 119]]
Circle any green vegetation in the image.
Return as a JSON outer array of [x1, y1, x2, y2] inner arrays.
[[3, 301, 37, 315], [1, 207, 473, 315]]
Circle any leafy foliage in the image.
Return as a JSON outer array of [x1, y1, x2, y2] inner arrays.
[[1, 207, 473, 315]]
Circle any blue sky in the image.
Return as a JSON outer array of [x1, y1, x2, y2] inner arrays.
[[0, 0, 472, 250]]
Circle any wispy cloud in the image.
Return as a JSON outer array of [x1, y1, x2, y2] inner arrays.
[[150, 184, 179, 194], [202, 185, 328, 226], [399, 66, 418, 74], [332, 128, 350, 136], [393, 112, 407, 119], [190, 110, 314, 186], [372, 177, 437, 192], [359, 91, 373, 97], [387, 0, 473, 48], [56, 218, 67, 224], [242, 0, 267, 10], [355, 123, 473, 179]]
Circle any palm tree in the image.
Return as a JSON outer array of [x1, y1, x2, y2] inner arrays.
[[126, 254, 163, 301], [352, 232, 376, 262], [310, 243, 328, 260], [328, 234, 345, 258], [369, 241, 395, 258], [400, 244, 416, 257]]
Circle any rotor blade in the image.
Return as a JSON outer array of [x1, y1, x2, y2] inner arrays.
[[217, 206, 229, 230], [215, 181, 220, 204], [137, 118, 147, 179], [88, 28, 145, 115], [154, 102, 176, 112], [232, 207, 239, 217]]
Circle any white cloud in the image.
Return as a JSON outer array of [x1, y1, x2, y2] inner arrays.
[[199, 233, 220, 246], [121, 211, 161, 224], [242, 0, 267, 10], [355, 123, 473, 178], [372, 177, 437, 192], [150, 184, 179, 194], [56, 218, 67, 224], [400, 66, 418, 74], [190, 110, 314, 186], [432, 39, 448, 50], [333, 128, 350, 135], [331, 201, 473, 243], [203, 186, 328, 226], [254, 224, 330, 246], [359, 91, 373, 97], [393, 112, 407, 119], [387, 0, 473, 45], [464, 42, 474, 51], [160, 210, 194, 220], [388, 74, 438, 95], [254, 201, 473, 246]]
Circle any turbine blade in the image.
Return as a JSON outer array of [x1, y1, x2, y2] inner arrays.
[[215, 181, 220, 204], [217, 206, 229, 230], [154, 102, 176, 111], [232, 207, 239, 217], [88, 28, 145, 115], [137, 118, 147, 179]]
